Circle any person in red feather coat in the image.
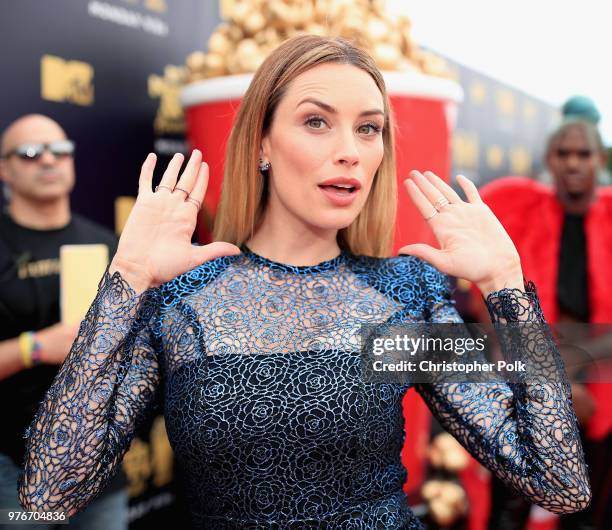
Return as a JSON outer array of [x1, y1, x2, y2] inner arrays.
[[478, 118, 611, 530]]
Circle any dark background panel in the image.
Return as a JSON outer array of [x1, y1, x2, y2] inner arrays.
[[448, 59, 558, 185], [0, 2, 221, 527], [0, 0, 220, 230]]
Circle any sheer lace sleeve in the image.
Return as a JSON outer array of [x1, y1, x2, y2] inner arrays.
[[18, 268, 162, 516], [414, 265, 591, 514]]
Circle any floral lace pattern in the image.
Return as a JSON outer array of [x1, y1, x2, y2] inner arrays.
[[18, 246, 590, 528]]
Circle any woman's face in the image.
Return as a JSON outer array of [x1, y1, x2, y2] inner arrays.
[[260, 62, 386, 233]]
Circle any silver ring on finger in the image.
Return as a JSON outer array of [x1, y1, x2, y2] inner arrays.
[[433, 196, 450, 212], [186, 197, 201, 209], [174, 186, 190, 198], [424, 210, 438, 221], [155, 185, 173, 193]]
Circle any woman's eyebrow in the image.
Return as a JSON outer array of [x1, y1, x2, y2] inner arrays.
[[296, 97, 384, 117]]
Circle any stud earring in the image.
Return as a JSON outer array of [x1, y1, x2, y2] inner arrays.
[[258, 158, 271, 172]]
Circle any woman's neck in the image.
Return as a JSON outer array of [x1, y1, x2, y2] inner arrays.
[[245, 212, 341, 267]]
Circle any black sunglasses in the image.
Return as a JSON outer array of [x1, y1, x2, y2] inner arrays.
[[1, 140, 75, 161]]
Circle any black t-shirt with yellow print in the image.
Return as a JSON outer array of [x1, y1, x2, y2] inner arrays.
[[0, 210, 117, 469]]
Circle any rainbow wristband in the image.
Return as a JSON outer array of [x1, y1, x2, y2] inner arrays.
[[18, 331, 43, 369], [19, 332, 34, 368], [31, 333, 42, 365]]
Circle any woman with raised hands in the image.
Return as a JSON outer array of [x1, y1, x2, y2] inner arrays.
[[19, 35, 590, 529]]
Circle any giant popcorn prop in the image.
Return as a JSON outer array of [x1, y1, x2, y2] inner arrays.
[[185, 0, 451, 82]]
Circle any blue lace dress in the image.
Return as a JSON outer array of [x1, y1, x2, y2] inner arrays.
[[18, 244, 591, 529]]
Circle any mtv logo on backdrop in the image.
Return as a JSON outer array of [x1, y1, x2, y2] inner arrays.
[[41, 54, 94, 106], [148, 64, 186, 134]]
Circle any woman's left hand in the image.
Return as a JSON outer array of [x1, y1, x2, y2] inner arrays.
[[397, 170, 524, 296]]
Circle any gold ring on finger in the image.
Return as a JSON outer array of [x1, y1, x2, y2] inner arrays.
[[174, 187, 190, 197], [433, 197, 450, 212], [155, 185, 173, 193], [424, 210, 438, 221]]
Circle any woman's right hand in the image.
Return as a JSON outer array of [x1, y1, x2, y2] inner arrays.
[[109, 149, 241, 292]]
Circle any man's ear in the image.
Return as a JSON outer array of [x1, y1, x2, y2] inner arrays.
[[0, 159, 8, 184], [544, 149, 553, 172], [0, 160, 12, 204], [598, 148, 608, 171]]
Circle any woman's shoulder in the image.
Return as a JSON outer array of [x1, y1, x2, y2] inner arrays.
[[349, 251, 445, 279], [159, 251, 241, 306], [347, 252, 449, 307]]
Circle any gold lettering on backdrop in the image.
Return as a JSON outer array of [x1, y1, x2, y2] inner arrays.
[[114, 196, 136, 236], [469, 80, 486, 105], [452, 131, 480, 170], [122, 0, 167, 12], [487, 144, 504, 170], [122, 416, 174, 497], [148, 65, 186, 134], [510, 147, 532, 175], [523, 101, 537, 122], [144, 0, 167, 13], [150, 416, 173, 487], [122, 438, 151, 497], [495, 89, 516, 116], [41, 55, 94, 106]]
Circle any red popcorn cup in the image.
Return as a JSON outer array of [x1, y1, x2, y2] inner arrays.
[[181, 71, 462, 254]]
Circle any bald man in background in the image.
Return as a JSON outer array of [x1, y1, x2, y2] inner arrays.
[[0, 115, 125, 529]]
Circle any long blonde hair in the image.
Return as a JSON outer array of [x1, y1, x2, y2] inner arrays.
[[213, 34, 397, 257]]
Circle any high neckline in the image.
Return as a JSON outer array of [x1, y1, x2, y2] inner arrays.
[[240, 243, 347, 274]]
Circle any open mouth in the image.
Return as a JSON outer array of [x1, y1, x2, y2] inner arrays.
[[318, 184, 357, 195], [318, 183, 360, 206]]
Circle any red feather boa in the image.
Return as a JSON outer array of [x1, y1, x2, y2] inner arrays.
[[479, 176, 612, 439]]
